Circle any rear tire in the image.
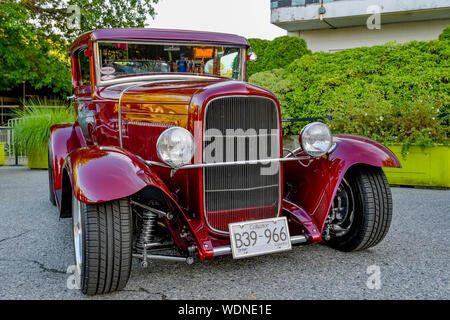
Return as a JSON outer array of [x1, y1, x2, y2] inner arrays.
[[324, 166, 393, 252], [72, 193, 132, 295]]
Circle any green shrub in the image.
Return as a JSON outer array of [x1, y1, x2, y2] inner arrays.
[[14, 99, 76, 155], [247, 36, 309, 78], [330, 94, 448, 155], [249, 31, 450, 150], [247, 38, 271, 77], [439, 25, 450, 41], [248, 68, 295, 129]]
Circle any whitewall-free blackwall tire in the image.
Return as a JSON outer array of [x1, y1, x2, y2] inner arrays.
[[71, 193, 132, 295], [324, 165, 393, 252]]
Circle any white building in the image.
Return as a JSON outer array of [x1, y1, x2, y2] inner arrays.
[[271, 0, 450, 52]]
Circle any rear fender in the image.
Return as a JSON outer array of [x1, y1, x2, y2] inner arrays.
[[283, 134, 401, 240]]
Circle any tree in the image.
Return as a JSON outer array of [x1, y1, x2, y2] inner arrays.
[[0, 1, 71, 94], [0, 0, 159, 96], [18, 0, 159, 45]]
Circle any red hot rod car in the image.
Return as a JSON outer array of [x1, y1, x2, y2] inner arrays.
[[48, 28, 401, 295]]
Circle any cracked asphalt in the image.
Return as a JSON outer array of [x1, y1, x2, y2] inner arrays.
[[0, 166, 449, 300]]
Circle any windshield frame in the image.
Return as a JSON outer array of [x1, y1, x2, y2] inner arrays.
[[93, 40, 247, 86]]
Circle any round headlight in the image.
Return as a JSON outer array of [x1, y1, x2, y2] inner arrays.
[[299, 122, 332, 157], [156, 127, 195, 168]]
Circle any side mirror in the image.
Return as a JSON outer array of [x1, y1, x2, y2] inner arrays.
[[247, 52, 257, 62]]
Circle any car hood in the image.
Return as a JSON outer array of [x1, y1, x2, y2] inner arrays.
[[95, 76, 275, 108]]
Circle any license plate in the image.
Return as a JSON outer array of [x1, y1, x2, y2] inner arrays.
[[229, 217, 292, 259]]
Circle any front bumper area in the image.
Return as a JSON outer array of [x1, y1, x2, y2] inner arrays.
[[212, 234, 308, 257]]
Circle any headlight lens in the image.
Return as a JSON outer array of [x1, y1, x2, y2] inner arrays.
[[299, 122, 333, 157], [156, 127, 195, 168]]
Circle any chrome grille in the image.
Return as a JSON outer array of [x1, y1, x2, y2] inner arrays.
[[203, 96, 281, 234]]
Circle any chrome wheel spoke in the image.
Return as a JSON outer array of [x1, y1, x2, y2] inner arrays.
[[329, 178, 355, 238]]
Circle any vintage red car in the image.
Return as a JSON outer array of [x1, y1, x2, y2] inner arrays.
[[48, 28, 401, 295]]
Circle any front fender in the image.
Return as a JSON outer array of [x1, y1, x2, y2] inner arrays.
[[64, 145, 171, 204], [49, 122, 86, 211], [330, 135, 401, 171], [63, 145, 215, 261], [284, 134, 400, 239]]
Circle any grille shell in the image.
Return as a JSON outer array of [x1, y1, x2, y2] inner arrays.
[[202, 96, 281, 234]]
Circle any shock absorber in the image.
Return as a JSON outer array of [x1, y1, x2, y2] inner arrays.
[[132, 202, 195, 266], [135, 210, 157, 252]]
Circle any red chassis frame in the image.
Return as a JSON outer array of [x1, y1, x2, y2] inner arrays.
[[50, 28, 401, 262]]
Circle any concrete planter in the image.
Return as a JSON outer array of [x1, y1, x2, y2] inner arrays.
[[27, 149, 48, 169], [383, 145, 450, 189], [0, 142, 4, 165]]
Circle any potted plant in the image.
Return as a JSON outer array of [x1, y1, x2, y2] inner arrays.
[[14, 100, 76, 169]]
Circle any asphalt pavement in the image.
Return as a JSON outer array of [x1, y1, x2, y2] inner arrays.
[[0, 166, 449, 300]]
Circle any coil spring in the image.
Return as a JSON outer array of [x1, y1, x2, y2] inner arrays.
[[135, 211, 157, 250]]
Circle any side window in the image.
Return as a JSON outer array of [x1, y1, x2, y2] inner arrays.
[[78, 47, 91, 85]]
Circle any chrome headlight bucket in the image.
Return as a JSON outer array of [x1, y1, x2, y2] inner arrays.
[[299, 122, 333, 157], [156, 127, 195, 168]]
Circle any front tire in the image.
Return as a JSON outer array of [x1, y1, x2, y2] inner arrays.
[[72, 193, 132, 295], [324, 165, 393, 252]]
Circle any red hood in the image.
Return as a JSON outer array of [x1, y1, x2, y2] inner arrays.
[[95, 76, 277, 108]]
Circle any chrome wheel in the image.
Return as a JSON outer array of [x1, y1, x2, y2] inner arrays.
[[328, 178, 355, 237], [72, 194, 83, 288]]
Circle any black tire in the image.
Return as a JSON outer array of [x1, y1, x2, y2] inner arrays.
[[48, 138, 56, 206], [325, 165, 393, 252], [72, 194, 133, 295]]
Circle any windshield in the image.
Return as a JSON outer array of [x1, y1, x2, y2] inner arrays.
[[96, 41, 245, 82]]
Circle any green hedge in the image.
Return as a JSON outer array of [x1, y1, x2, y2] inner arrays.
[[249, 27, 450, 151], [247, 36, 309, 78]]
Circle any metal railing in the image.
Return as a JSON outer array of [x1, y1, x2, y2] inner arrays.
[[0, 118, 25, 165], [271, 0, 341, 9]]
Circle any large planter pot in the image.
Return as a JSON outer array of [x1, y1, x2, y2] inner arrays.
[[27, 149, 48, 169], [383, 145, 450, 189], [0, 142, 5, 165]]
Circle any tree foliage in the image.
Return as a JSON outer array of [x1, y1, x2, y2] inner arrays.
[[0, 0, 159, 96], [18, 0, 159, 45], [0, 1, 72, 94], [249, 31, 450, 150]]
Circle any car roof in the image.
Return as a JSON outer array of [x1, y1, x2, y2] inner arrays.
[[71, 28, 250, 51]]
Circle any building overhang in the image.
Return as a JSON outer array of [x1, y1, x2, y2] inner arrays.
[[271, 0, 450, 31]]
